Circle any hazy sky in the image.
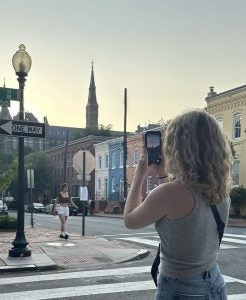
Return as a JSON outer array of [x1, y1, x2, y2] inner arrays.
[[0, 0, 246, 131]]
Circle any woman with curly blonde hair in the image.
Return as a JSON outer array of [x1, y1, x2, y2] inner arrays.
[[124, 109, 232, 299]]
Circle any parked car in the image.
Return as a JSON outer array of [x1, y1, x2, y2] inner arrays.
[[45, 199, 57, 214], [28, 203, 45, 213], [69, 205, 78, 216], [0, 200, 8, 215], [70, 197, 88, 216]]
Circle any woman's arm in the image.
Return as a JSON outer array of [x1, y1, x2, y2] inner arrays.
[[124, 146, 170, 229], [70, 198, 79, 209], [52, 197, 59, 215]]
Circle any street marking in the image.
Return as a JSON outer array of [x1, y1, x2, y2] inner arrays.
[[0, 281, 156, 299], [117, 234, 246, 249], [223, 275, 246, 285], [0, 266, 150, 285], [224, 233, 246, 239], [118, 237, 160, 247], [220, 244, 240, 249], [222, 238, 246, 245], [98, 231, 157, 237], [0, 280, 245, 299], [1, 264, 245, 287]]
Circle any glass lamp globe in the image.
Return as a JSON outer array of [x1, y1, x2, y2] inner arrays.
[[12, 44, 32, 75]]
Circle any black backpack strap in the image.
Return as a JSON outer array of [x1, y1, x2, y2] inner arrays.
[[151, 243, 160, 287], [210, 205, 225, 246]]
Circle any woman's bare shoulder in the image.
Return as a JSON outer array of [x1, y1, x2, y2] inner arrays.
[[155, 180, 185, 193]]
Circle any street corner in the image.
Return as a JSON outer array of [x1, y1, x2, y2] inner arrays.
[[85, 238, 150, 264], [38, 237, 110, 269], [0, 253, 57, 273]]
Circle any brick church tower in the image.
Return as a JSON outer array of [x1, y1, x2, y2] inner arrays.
[[86, 63, 99, 129]]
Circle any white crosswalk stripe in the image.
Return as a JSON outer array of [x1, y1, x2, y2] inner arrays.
[[0, 266, 245, 299], [117, 233, 246, 250]]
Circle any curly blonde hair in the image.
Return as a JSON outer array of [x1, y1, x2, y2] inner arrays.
[[164, 109, 233, 204]]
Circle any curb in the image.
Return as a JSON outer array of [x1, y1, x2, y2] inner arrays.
[[0, 264, 58, 274], [92, 213, 124, 219]]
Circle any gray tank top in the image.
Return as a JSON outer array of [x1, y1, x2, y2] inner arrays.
[[155, 186, 230, 278]]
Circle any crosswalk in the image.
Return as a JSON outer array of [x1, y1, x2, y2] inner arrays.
[[0, 265, 246, 299], [114, 232, 246, 250]]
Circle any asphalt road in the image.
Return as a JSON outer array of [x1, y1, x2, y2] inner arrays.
[[3, 211, 246, 299]]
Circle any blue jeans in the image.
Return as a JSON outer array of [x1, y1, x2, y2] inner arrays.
[[155, 264, 227, 299]]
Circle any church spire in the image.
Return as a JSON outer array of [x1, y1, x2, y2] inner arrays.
[[86, 62, 99, 129]]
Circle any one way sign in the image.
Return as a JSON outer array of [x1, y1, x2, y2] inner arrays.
[[0, 119, 45, 138]]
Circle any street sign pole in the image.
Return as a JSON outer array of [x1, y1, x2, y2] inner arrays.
[[82, 151, 86, 236], [27, 169, 35, 228]]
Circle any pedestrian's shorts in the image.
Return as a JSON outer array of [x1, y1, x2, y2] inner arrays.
[[57, 206, 69, 217]]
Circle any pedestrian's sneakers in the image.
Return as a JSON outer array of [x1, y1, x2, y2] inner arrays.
[[59, 234, 65, 239], [65, 234, 69, 240]]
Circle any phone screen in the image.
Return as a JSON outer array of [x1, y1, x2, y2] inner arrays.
[[145, 131, 161, 165]]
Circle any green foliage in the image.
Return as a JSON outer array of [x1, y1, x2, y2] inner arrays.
[[70, 125, 113, 141], [71, 131, 83, 141], [0, 159, 18, 193], [83, 124, 113, 137], [0, 215, 17, 230], [230, 187, 246, 216], [25, 152, 52, 193]]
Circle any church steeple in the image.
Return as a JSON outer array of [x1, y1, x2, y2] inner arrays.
[[86, 62, 99, 129]]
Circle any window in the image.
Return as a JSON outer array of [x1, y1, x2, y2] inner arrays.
[[233, 114, 241, 139], [104, 178, 108, 198], [216, 118, 223, 129], [112, 152, 116, 168], [146, 176, 153, 193], [98, 155, 102, 169], [232, 159, 240, 186], [120, 177, 124, 199], [105, 154, 109, 168], [134, 148, 139, 165], [120, 151, 123, 167], [112, 177, 116, 192], [98, 178, 102, 191]]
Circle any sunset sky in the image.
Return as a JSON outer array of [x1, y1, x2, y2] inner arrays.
[[0, 0, 246, 132]]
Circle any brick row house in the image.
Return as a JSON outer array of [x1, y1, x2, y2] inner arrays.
[[94, 127, 165, 213], [44, 135, 111, 200]]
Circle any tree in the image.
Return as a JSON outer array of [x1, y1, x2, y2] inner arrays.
[[83, 124, 113, 137], [25, 152, 53, 200], [230, 187, 246, 216], [0, 159, 18, 198], [70, 124, 113, 141]]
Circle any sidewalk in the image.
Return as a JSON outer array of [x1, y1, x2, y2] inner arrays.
[[0, 213, 245, 274], [0, 217, 149, 273]]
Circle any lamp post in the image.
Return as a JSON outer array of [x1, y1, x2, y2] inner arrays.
[[9, 44, 32, 257]]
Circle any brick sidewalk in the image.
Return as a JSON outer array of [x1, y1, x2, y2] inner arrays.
[[0, 226, 86, 254]]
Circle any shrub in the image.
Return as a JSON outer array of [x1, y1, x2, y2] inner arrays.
[[230, 187, 246, 216], [0, 215, 17, 230]]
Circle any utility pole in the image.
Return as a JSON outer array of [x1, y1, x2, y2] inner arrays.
[[123, 88, 128, 200], [82, 151, 86, 236]]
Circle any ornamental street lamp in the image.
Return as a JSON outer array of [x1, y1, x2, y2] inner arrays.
[[9, 44, 32, 257]]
